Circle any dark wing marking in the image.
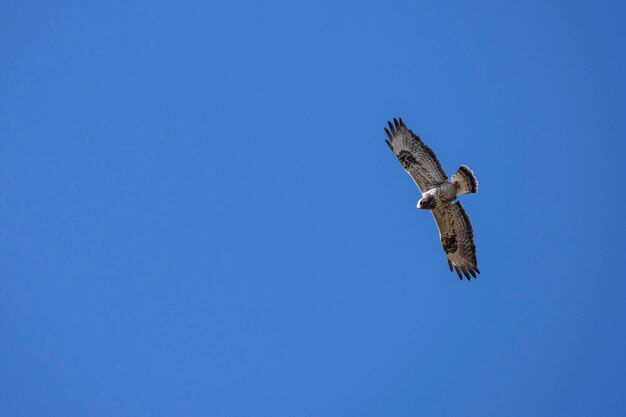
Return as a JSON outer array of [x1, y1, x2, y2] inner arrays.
[[385, 117, 447, 192], [431, 201, 480, 280]]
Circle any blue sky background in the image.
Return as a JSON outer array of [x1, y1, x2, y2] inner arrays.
[[2, 1, 626, 416]]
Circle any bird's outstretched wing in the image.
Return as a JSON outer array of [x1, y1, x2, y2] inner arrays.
[[385, 118, 447, 192], [432, 201, 480, 280]]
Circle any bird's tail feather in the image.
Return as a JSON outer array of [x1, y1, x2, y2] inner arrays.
[[451, 165, 478, 194]]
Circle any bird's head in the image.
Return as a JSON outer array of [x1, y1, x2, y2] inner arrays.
[[417, 195, 437, 210]]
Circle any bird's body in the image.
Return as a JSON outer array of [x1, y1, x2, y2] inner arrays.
[[417, 181, 457, 210], [384, 118, 480, 280]]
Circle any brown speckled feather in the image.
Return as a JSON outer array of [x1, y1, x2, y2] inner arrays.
[[431, 201, 480, 280], [385, 118, 447, 192]]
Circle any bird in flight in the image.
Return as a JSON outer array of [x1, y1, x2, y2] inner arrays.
[[384, 118, 480, 280]]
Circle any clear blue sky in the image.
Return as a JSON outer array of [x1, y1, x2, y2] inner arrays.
[[2, 1, 625, 416]]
